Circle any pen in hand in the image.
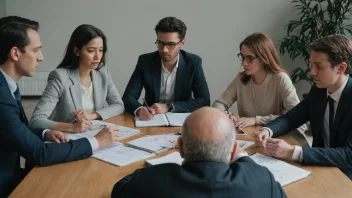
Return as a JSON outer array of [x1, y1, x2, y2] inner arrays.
[[142, 98, 154, 118]]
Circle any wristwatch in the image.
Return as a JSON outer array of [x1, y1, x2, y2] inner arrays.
[[167, 102, 174, 112]]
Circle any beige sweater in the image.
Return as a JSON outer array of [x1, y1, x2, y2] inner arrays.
[[213, 72, 307, 134]]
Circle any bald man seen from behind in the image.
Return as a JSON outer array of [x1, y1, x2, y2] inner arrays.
[[111, 107, 287, 198]]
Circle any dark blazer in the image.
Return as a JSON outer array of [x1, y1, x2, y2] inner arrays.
[[0, 72, 92, 197], [122, 50, 210, 114], [112, 157, 286, 198], [265, 77, 352, 179]]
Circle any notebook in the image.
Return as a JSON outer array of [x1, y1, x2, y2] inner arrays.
[[134, 113, 191, 127], [93, 143, 155, 167], [125, 134, 179, 153], [145, 152, 183, 166], [250, 153, 312, 186], [65, 120, 140, 141]]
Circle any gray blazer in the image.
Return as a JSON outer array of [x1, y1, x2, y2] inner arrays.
[[29, 67, 124, 129]]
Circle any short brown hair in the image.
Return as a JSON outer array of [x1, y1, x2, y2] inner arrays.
[[239, 32, 286, 84], [310, 35, 352, 74]]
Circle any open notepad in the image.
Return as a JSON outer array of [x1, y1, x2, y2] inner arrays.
[[250, 153, 312, 186], [134, 113, 191, 127]]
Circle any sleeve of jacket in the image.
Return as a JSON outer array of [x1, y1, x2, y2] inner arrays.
[[302, 144, 352, 172], [29, 70, 64, 129], [122, 56, 144, 115], [95, 67, 125, 120], [111, 171, 142, 198], [173, 57, 210, 112], [265, 87, 312, 137], [267, 168, 287, 198], [0, 101, 92, 166]]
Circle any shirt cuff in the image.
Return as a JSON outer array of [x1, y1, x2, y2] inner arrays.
[[233, 152, 249, 162], [292, 146, 303, 162], [260, 127, 273, 137], [134, 106, 143, 116], [87, 137, 99, 153], [42, 129, 50, 140]]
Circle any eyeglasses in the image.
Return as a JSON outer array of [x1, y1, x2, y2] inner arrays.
[[155, 40, 182, 50], [237, 53, 258, 63]]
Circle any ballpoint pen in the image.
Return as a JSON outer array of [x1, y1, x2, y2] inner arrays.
[[142, 98, 154, 117]]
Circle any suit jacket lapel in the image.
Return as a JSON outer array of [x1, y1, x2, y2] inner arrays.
[[152, 54, 161, 102], [175, 53, 186, 100], [69, 68, 82, 110], [91, 70, 102, 110], [0, 72, 28, 124], [331, 77, 352, 146]]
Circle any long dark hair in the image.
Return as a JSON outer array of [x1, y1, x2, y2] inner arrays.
[[57, 24, 107, 70]]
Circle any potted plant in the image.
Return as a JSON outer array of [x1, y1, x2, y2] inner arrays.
[[279, 0, 352, 90]]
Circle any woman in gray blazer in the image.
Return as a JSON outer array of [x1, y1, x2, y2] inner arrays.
[[29, 24, 124, 132]]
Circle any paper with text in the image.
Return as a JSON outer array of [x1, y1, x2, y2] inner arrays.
[[65, 120, 140, 141], [93, 143, 155, 166], [250, 153, 311, 186]]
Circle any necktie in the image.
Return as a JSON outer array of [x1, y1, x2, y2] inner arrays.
[[328, 96, 334, 145], [14, 87, 22, 105], [13, 87, 27, 123]]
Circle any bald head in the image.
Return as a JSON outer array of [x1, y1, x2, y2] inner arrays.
[[185, 107, 233, 143], [180, 107, 236, 164]]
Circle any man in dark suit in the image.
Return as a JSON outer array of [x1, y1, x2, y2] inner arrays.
[[255, 35, 352, 179], [112, 107, 286, 198], [0, 16, 120, 197], [122, 17, 210, 120]]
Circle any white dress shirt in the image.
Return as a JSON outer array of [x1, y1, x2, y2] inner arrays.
[[81, 82, 95, 113], [134, 54, 179, 115], [159, 55, 179, 103]]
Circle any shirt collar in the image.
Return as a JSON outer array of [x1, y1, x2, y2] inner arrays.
[[327, 77, 349, 103], [0, 68, 18, 94], [161, 54, 179, 72]]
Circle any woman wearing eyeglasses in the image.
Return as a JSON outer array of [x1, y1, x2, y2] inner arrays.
[[29, 24, 124, 133], [212, 32, 309, 146]]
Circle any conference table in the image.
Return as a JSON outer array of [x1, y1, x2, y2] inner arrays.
[[10, 113, 352, 198]]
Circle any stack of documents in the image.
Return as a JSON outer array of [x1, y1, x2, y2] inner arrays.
[[250, 153, 312, 186], [134, 113, 190, 127]]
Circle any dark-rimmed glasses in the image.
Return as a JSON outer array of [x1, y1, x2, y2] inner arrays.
[[237, 53, 258, 63], [155, 40, 182, 50]]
